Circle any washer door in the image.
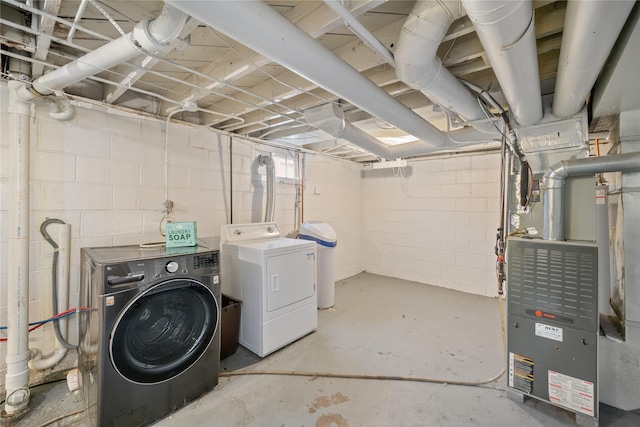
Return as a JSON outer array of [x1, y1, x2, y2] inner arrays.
[[110, 278, 218, 384]]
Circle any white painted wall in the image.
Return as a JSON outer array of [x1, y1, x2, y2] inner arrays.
[[0, 82, 499, 395], [0, 84, 364, 391], [304, 154, 363, 280], [361, 154, 501, 297]]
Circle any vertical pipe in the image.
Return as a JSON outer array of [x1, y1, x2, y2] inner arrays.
[[259, 155, 276, 223], [57, 224, 72, 337], [229, 137, 233, 224], [5, 80, 32, 415]]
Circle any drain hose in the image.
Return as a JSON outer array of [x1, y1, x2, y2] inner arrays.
[[40, 218, 76, 349], [220, 297, 508, 389]]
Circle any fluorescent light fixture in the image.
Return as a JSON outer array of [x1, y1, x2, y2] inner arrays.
[[371, 159, 407, 169]]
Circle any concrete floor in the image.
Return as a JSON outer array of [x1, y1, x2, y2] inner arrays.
[[16, 273, 640, 426]]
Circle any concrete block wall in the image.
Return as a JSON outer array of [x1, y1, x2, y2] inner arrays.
[[361, 153, 501, 297], [304, 154, 363, 280], [0, 84, 363, 391]]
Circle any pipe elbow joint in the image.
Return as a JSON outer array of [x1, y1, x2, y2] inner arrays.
[[259, 154, 275, 169], [135, 5, 187, 53], [544, 161, 568, 182], [48, 97, 75, 121]]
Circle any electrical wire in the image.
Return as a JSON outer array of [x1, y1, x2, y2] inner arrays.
[[0, 309, 93, 342]]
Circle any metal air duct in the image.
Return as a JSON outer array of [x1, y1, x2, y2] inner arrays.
[[542, 152, 640, 241], [395, 0, 484, 122], [166, 0, 448, 150], [552, 0, 635, 119], [167, 0, 503, 159], [305, 104, 499, 159], [462, 0, 543, 126]]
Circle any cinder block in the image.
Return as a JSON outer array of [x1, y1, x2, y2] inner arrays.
[[76, 156, 108, 183]]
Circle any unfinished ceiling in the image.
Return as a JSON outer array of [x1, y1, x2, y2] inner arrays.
[[1, 0, 637, 162]]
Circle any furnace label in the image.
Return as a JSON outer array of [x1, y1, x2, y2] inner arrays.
[[509, 352, 534, 394], [548, 370, 594, 417], [535, 323, 563, 342]]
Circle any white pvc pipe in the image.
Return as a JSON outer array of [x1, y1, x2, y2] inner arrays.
[[395, 0, 485, 122], [3, 3, 186, 416], [462, 0, 542, 126], [552, 0, 634, 119], [5, 80, 32, 415], [19, 3, 187, 100], [167, 0, 448, 149], [28, 348, 67, 371]]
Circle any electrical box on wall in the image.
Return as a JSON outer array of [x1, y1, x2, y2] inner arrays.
[[506, 238, 599, 425]]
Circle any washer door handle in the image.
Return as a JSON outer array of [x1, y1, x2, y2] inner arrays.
[[107, 273, 145, 286]]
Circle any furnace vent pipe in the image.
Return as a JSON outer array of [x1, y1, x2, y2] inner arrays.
[[543, 152, 640, 241], [166, 0, 448, 149], [462, 0, 543, 126], [259, 155, 276, 223], [18, 3, 187, 101], [552, 0, 634, 119], [395, 0, 485, 122]]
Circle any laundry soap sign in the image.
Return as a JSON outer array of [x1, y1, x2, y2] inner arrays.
[[166, 221, 197, 247]]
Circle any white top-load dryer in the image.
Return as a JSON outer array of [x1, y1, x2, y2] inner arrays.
[[220, 222, 317, 357]]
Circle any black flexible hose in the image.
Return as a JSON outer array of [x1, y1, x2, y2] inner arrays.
[[40, 218, 76, 349]]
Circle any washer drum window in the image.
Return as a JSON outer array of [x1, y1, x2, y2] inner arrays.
[[110, 279, 219, 384]]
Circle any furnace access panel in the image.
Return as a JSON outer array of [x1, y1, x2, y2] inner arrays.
[[506, 238, 599, 423]]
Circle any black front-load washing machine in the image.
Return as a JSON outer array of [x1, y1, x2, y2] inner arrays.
[[79, 245, 221, 426]]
